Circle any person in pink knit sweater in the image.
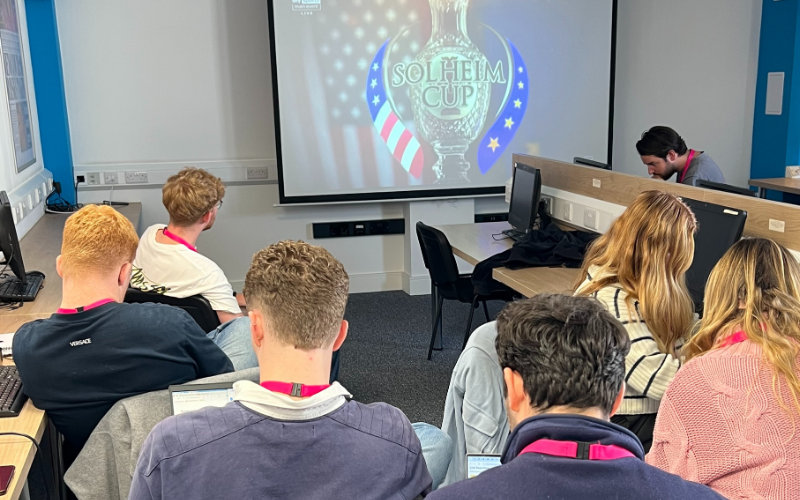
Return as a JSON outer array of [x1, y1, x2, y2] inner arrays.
[[647, 237, 800, 499]]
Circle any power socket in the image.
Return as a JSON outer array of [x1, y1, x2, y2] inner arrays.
[[104, 172, 120, 185], [562, 202, 573, 222], [125, 172, 149, 184], [246, 167, 269, 180], [584, 209, 599, 230], [86, 172, 101, 185]]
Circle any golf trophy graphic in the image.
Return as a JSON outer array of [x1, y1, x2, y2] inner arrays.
[[367, 0, 529, 184]]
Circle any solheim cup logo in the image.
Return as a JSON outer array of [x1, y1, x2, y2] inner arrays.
[[367, 0, 528, 184]]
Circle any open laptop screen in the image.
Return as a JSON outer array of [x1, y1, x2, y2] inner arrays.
[[169, 383, 235, 415]]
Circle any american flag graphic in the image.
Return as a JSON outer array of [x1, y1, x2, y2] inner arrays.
[[477, 40, 529, 174], [309, 0, 428, 189], [367, 40, 424, 179]]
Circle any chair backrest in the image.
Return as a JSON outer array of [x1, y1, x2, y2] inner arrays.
[[416, 222, 461, 290], [124, 289, 221, 332]]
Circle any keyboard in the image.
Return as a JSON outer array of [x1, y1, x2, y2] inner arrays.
[[502, 229, 526, 242], [0, 366, 26, 418], [0, 273, 44, 302]]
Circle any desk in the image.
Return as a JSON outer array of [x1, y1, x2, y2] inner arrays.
[[435, 222, 579, 297], [748, 178, 800, 199], [0, 204, 141, 499]]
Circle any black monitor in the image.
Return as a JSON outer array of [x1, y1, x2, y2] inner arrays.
[[681, 197, 747, 313], [0, 192, 27, 284], [694, 179, 756, 198], [574, 157, 611, 170], [508, 163, 541, 232]]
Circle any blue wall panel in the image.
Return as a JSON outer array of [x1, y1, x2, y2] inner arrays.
[[24, 0, 75, 203]]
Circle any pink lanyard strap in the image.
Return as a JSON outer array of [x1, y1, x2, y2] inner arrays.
[[57, 298, 116, 315], [518, 438, 636, 461], [719, 330, 747, 348], [260, 381, 331, 398], [678, 149, 695, 184], [162, 228, 198, 253]]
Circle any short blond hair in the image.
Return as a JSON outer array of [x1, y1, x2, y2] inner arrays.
[[244, 241, 349, 350], [61, 205, 139, 275], [162, 167, 225, 226]]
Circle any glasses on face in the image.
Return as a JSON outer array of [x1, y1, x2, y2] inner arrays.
[[215, 199, 223, 210]]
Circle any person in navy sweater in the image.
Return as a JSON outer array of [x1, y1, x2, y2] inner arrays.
[[428, 294, 724, 500]]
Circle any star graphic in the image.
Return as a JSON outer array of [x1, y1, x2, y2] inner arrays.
[[488, 137, 500, 153], [518, 66, 524, 74], [514, 99, 522, 109], [518, 81, 525, 90], [372, 63, 379, 72], [504, 117, 515, 129], [372, 95, 381, 106], [370, 79, 377, 89]]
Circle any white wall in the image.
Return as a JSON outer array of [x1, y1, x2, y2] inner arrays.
[[55, 0, 765, 291], [613, 0, 762, 188]]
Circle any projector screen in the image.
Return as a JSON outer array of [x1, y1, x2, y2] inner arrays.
[[270, 0, 616, 204]]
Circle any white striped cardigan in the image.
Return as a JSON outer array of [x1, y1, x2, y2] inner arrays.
[[576, 266, 684, 415]]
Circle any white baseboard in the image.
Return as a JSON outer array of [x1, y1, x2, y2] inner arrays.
[[402, 273, 431, 296], [230, 271, 406, 296]]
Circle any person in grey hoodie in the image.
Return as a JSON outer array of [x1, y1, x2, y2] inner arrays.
[[440, 321, 509, 486]]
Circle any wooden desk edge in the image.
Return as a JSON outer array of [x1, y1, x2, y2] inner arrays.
[[451, 247, 480, 266], [0, 400, 47, 500]]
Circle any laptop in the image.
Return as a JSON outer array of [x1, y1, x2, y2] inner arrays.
[[680, 197, 748, 315], [168, 382, 236, 416]]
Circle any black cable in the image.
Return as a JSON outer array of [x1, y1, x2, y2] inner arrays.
[[0, 432, 52, 500], [45, 188, 82, 214]]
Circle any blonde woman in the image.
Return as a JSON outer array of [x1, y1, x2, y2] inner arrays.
[[648, 238, 800, 498], [575, 190, 697, 451]]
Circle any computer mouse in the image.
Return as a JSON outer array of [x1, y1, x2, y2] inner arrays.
[[26, 271, 45, 278]]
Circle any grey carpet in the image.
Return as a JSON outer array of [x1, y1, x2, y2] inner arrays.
[[340, 291, 507, 427]]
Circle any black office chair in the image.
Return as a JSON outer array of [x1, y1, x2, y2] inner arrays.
[[416, 222, 515, 360], [124, 288, 221, 332]]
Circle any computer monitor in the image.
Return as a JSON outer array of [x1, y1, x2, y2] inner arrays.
[[694, 179, 756, 198], [681, 197, 747, 313], [508, 163, 541, 232], [0, 191, 27, 285], [574, 157, 611, 170]]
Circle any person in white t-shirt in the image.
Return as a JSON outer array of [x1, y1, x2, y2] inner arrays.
[[132, 167, 256, 370]]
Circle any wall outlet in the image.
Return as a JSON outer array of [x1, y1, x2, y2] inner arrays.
[[86, 172, 101, 185], [562, 202, 573, 222], [584, 209, 599, 230], [104, 172, 120, 185], [246, 167, 269, 180], [125, 171, 149, 184]]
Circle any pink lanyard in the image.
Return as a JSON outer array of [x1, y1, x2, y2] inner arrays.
[[162, 228, 198, 253], [57, 298, 116, 315], [677, 150, 695, 184], [518, 439, 635, 461], [719, 330, 747, 348], [260, 381, 331, 398]]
